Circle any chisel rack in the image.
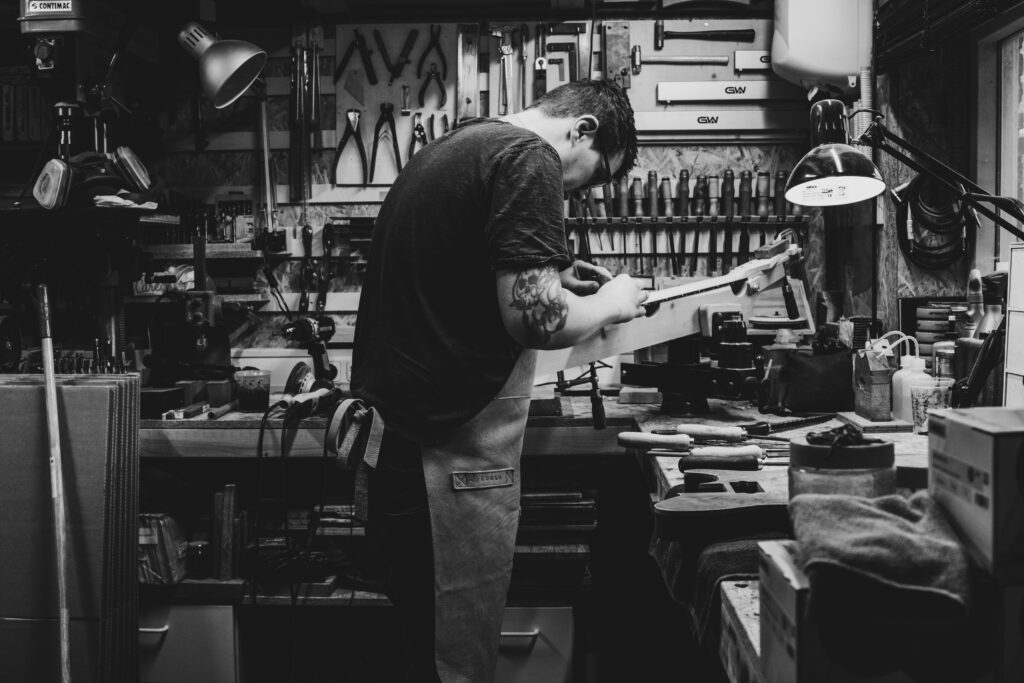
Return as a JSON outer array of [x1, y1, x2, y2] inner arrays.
[[565, 215, 808, 279]]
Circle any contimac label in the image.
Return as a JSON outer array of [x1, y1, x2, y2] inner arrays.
[[28, 1, 73, 12]]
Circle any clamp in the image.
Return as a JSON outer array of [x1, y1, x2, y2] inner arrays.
[[419, 62, 447, 108], [332, 109, 368, 186], [374, 28, 419, 86], [370, 103, 402, 182], [417, 24, 447, 80], [333, 28, 377, 85], [408, 112, 427, 159]]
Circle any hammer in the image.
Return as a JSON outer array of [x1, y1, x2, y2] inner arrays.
[[654, 19, 755, 50], [631, 45, 729, 74]]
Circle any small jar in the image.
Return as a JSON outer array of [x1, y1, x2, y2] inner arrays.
[[788, 437, 896, 499]]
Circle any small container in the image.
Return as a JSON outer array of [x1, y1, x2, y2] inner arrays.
[[235, 369, 272, 412], [788, 437, 896, 499], [932, 341, 956, 379]]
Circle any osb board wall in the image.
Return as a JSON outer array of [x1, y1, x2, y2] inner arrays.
[[839, 43, 973, 332]]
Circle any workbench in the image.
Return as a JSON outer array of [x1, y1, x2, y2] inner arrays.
[[138, 392, 931, 683], [631, 400, 930, 683]]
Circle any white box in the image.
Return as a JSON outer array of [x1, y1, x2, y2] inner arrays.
[[929, 408, 1024, 583]]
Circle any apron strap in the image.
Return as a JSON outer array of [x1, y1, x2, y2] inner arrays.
[[325, 398, 385, 522]]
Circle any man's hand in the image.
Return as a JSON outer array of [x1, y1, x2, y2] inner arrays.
[[597, 273, 650, 324], [560, 260, 613, 295]]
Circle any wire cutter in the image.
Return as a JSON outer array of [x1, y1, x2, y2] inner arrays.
[[408, 112, 427, 159], [370, 103, 402, 182], [333, 28, 377, 85], [417, 24, 447, 80], [419, 62, 447, 108], [332, 109, 368, 186]]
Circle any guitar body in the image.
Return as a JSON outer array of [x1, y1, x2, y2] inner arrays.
[[653, 467, 791, 543]]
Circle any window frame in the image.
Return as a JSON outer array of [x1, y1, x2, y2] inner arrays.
[[974, 5, 1024, 271]]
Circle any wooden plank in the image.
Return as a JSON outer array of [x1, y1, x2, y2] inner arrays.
[[720, 580, 764, 683], [139, 425, 325, 458], [635, 109, 807, 133], [456, 24, 480, 121]]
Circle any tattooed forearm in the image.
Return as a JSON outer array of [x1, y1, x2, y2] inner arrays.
[[509, 266, 569, 346]]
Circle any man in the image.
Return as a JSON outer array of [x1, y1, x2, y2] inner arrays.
[[352, 79, 647, 682]]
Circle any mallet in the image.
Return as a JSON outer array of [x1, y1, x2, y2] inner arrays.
[[654, 19, 756, 50]]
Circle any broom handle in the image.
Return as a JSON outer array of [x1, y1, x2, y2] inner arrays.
[[38, 284, 72, 683]]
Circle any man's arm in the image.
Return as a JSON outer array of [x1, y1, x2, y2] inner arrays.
[[496, 264, 648, 350]]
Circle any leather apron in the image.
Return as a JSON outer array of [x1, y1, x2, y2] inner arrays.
[[421, 349, 537, 682]]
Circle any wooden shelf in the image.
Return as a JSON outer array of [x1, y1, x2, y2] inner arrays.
[[142, 243, 262, 260]]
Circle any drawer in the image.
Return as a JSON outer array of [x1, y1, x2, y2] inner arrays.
[[1005, 373, 1024, 408], [1006, 312, 1024, 375], [139, 603, 238, 683], [495, 606, 574, 683]]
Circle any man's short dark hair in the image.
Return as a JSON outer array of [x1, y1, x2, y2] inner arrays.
[[527, 79, 638, 181]]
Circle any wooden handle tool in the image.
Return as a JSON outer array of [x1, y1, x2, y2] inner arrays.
[[37, 284, 72, 683]]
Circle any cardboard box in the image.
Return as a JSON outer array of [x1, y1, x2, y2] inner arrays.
[[928, 408, 1024, 583]]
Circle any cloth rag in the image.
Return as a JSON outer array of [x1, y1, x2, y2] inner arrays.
[[789, 491, 995, 682]]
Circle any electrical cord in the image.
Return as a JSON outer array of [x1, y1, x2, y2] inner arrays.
[[893, 173, 973, 270]]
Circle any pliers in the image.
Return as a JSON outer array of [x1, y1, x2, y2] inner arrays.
[[419, 62, 447, 108], [408, 112, 427, 159], [417, 24, 447, 80], [333, 28, 377, 85], [370, 103, 402, 182], [332, 109, 368, 186]]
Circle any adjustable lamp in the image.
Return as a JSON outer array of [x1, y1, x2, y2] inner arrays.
[[785, 99, 1024, 244], [784, 99, 885, 207], [178, 22, 275, 232]]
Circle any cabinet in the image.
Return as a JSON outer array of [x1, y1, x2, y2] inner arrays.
[[139, 603, 239, 683]]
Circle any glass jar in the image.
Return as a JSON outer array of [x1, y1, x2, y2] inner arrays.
[[788, 437, 896, 499]]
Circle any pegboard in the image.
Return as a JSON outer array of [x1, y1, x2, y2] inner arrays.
[[323, 23, 459, 202]]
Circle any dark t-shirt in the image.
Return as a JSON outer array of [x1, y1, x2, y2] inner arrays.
[[351, 118, 572, 445]]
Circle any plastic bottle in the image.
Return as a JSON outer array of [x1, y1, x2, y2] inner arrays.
[[958, 268, 985, 339], [892, 354, 930, 424]]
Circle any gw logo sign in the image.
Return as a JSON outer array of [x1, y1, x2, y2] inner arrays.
[[697, 116, 719, 124], [28, 0, 72, 11], [724, 86, 746, 94]]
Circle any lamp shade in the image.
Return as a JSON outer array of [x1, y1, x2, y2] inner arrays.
[[784, 98, 886, 207], [784, 143, 886, 207], [178, 22, 266, 109]]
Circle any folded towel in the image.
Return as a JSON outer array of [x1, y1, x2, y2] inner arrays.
[[790, 490, 969, 622], [790, 491, 994, 682]]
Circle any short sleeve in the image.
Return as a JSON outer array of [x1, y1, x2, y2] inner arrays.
[[484, 142, 572, 271]]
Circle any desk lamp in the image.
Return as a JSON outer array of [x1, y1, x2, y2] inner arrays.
[[178, 22, 275, 233]]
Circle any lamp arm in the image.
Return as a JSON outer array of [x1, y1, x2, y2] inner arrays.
[[862, 120, 1024, 243]]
